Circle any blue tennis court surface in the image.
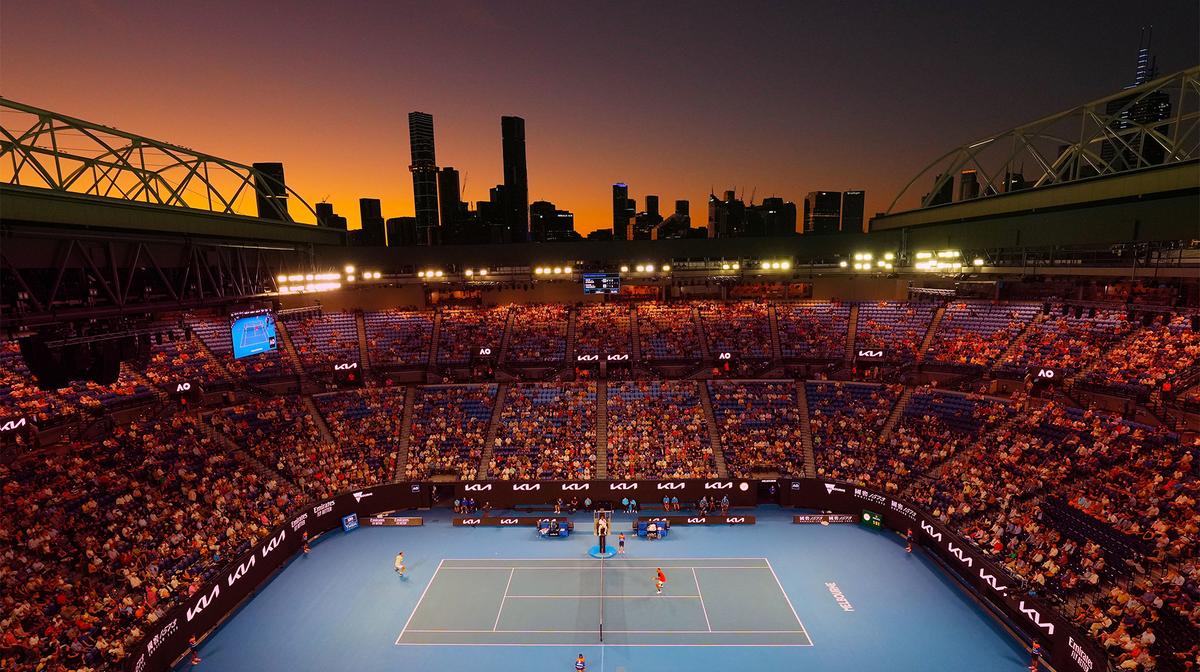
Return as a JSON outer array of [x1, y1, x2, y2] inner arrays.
[[179, 507, 1034, 672], [397, 558, 811, 646]]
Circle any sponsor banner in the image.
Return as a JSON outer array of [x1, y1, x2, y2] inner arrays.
[[1030, 366, 1060, 382], [634, 515, 755, 526], [792, 513, 856, 524], [170, 381, 200, 400], [453, 479, 757, 508], [779, 479, 1104, 672], [0, 416, 33, 434], [452, 516, 575, 530], [854, 348, 886, 361], [125, 481, 428, 672], [365, 516, 424, 527], [341, 513, 359, 532]]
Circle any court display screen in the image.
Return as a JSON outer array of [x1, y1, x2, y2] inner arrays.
[[229, 308, 278, 359], [583, 273, 621, 295]]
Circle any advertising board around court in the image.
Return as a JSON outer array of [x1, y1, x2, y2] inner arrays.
[[635, 515, 756, 526], [792, 513, 856, 524], [780, 479, 1105, 672], [124, 481, 429, 672], [454, 478, 758, 508], [452, 516, 575, 530]]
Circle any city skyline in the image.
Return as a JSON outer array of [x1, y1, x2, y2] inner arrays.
[[1, 1, 1196, 235]]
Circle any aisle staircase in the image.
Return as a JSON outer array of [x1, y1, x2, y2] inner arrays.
[[564, 308, 578, 364], [392, 385, 417, 480], [427, 311, 442, 370], [302, 395, 337, 445], [189, 332, 235, 384], [273, 320, 307, 377], [630, 305, 643, 363], [795, 380, 816, 478], [768, 304, 783, 362], [202, 413, 297, 490], [845, 304, 859, 362], [878, 386, 913, 443], [693, 306, 712, 362], [698, 381, 729, 478], [595, 383, 608, 479], [355, 311, 370, 371], [479, 383, 509, 477], [916, 306, 946, 363], [497, 308, 516, 365]]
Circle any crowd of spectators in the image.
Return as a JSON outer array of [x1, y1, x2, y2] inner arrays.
[[188, 316, 290, 380], [490, 383, 595, 480], [57, 373, 157, 414], [506, 305, 567, 364], [708, 381, 804, 477], [778, 302, 850, 359], [697, 301, 772, 360], [1, 339, 76, 424], [924, 302, 1041, 369], [997, 306, 1136, 376], [141, 327, 229, 390], [436, 307, 509, 366], [607, 381, 715, 479], [1082, 314, 1200, 397], [211, 397, 337, 499], [855, 302, 936, 362], [637, 302, 701, 361], [311, 387, 405, 486], [405, 384, 495, 480], [285, 311, 360, 375], [0, 414, 295, 671], [575, 304, 633, 358], [364, 309, 433, 368], [808, 382, 902, 490]]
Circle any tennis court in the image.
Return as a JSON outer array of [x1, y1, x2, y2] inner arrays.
[[396, 557, 812, 647]]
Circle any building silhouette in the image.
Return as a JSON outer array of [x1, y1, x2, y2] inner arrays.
[[530, 200, 577, 241], [803, 191, 841, 233], [958, 170, 980, 200], [358, 198, 386, 247], [612, 183, 634, 240], [755, 197, 797, 237], [386, 217, 417, 247], [252, 162, 289, 221], [407, 111, 439, 245], [1100, 28, 1171, 170], [501, 116, 529, 243], [655, 200, 692, 239], [708, 190, 746, 238], [633, 194, 662, 240], [315, 202, 347, 231], [841, 191, 864, 233]]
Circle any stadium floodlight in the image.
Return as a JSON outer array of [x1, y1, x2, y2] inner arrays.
[[884, 262, 894, 270], [347, 274, 356, 282], [276, 274, 287, 283], [554, 267, 563, 274], [839, 261, 848, 268], [465, 269, 474, 277], [645, 264, 655, 272], [661, 264, 671, 272], [434, 270, 443, 278], [916, 252, 932, 260], [884, 252, 895, 261], [721, 263, 731, 270], [305, 273, 314, 281], [620, 265, 629, 273], [635, 264, 645, 272], [563, 267, 572, 274], [780, 261, 791, 270], [938, 250, 960, 258], [973, 258, 985, 267], [732, 263, 740, 270], [374, 272, 383, 279], [479, 269, 488, 276], [344, 265, 356, 274], [417, 271, 425, 278]]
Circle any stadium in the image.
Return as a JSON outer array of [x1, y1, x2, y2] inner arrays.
[[2, 6, 1199, 672]]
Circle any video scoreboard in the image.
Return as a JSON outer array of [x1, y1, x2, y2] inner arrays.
[[582, 273, 621, 295]]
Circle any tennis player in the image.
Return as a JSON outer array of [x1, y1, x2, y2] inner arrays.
[[618, 532, 626, 554], [655, 567, 667, 595], [575, 653, 587, 670], [394, 551, 406, 578]]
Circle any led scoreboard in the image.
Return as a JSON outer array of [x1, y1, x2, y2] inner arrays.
[[583, 273, 621, 295]]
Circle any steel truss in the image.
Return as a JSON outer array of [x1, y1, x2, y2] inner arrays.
[[0, 98, 316, 222], [889, 66, 1200, 213], [0, 231, 315, 330]]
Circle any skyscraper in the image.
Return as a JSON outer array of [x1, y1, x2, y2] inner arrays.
[[841, 191, 865, 233], [408, 111, 439, 246], [802, 192, 841, 233], [501, 116, 529, 243], [958, 170, 980, 200], [358, 198, 385, 246], [530, 200, 577, 241], [1100, 28, 1172, 170], [315, 202, 347, 230], [252, 162, 289, 221], [612, 183, 633, 240], [437, 167, 464, 231]]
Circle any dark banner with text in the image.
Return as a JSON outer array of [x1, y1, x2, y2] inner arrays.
[[454, 479, 757, 508], [125, 482, 428, 672], [635, 515, 756, 526], [780, 479, 1104, 672], [452, 516, 576, 529]]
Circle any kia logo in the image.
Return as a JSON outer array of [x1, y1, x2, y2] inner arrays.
[[174, 382, 191, 392], [561, 483, 589, 491], [609, 483, 638, 490], [334, 362, 358, 370], [727, 517, 746, 524], [464, 484, 492, 491], [461, 519, 481, 525], [920, 520, 942, 542], [657, 482, 685, 490], [857, 350, 883, 358], [978, 569, 1008, 592], [1018, 601, 1055, 635], [512, 483, 541, 491], [227, 556, 256, 586], [687, 517, 706, 523], [947, 542, 973, 568], [704, 482, 733, 489], [186, 584, 221, 622], [577, 354, 599, 361], [260, 529, 286, 558], [606, 353, 628, 361], [500, 519, 519, 524], [0, 418, 27, 432]]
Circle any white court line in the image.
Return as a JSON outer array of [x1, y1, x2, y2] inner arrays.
[[692, 568, 712, 632], [395, 558, 445, 645], [440, 565, 765, 570], [396, 643, 814, 648], [492, 568, 515, 631], [504, 595, 700, 599], [763, 558, 813, 646], [407, 629, 807, 634]]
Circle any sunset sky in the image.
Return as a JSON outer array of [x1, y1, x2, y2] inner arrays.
[[2, 1, 1196, 233]]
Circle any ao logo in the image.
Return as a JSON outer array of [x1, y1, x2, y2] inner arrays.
[[657, 482, 685, 490], [334, 362, 358, 370], [609, 482, 638, 490], [561, 483, 589, 491], [174, 382, 191, 392], [1036, 369, 1055, 379], [717, 352, 732, 360], [512, 483, 541, 491], [186, 584, 221, 622], [464, 484, 492, 491], [0, 418, 27, 432], [478, 347, 492, 356], [577, 354, 599, 362]]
